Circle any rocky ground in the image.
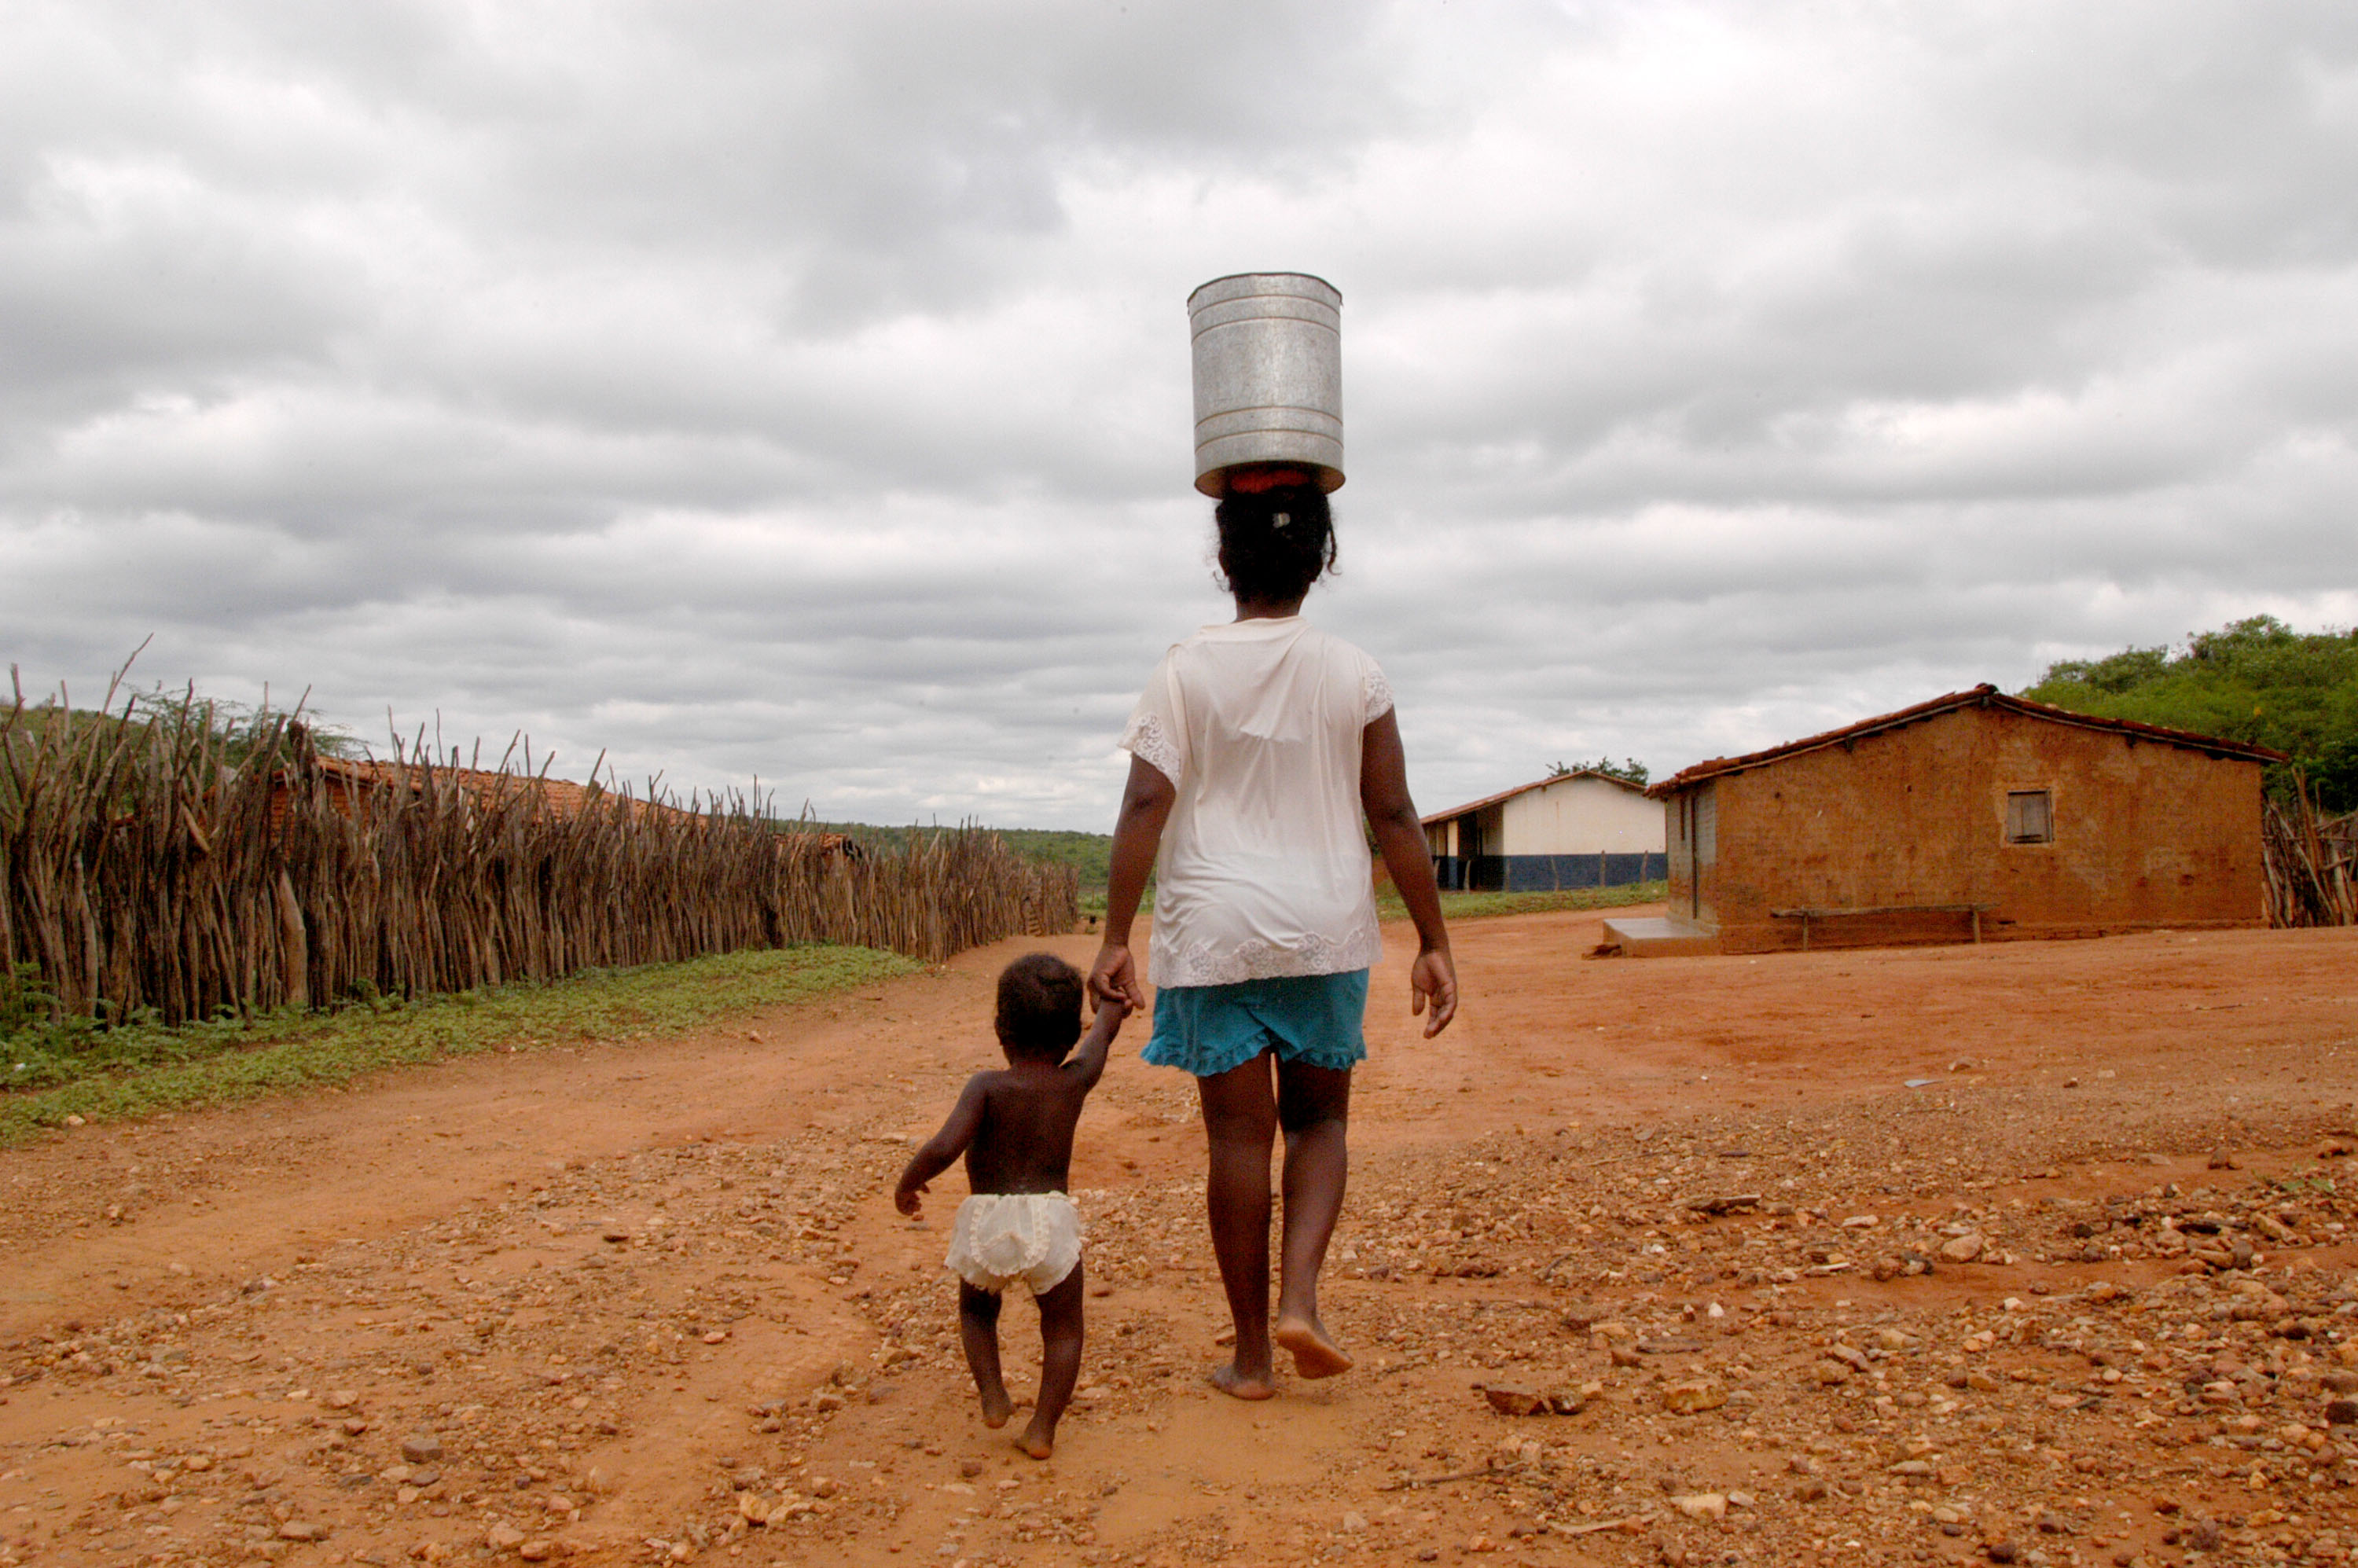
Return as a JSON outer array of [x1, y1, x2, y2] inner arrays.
[[2, 913, 2356, 1568]]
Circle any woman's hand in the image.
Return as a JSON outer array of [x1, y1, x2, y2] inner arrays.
[[1409, 947, 1457, 1037], [1090, 941, 1145, 1012]]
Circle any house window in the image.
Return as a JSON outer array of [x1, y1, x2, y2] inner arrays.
[[2005, 789, 2053, 845]]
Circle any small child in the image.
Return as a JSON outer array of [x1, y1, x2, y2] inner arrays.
[[894, 953, 1126, 1459]]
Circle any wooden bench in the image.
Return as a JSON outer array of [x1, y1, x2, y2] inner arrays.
[[1768, 902, 1996, 950]]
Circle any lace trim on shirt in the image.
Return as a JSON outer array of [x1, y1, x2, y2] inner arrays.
[[1152, 922, 1384, 990], [1361, 669, 1395, 724], [1121, 711, 1182, 784]]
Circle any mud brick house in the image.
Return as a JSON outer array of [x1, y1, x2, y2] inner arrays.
[[1423, 769, 1666, 892], [1602, 685, 2283, 956]]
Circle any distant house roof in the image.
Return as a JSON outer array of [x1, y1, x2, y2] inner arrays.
[[284, 758, 861, 854], [1423, 769, 1650, 828], [1646, 685, 2289, 799], [307, 756, 674, 819]]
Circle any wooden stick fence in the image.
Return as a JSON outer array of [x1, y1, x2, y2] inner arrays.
[[1, 675, 1077, 1028], [2263, 775, 2356, 929]]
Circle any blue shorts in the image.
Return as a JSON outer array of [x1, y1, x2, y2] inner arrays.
[[1142, 970, 1370, 1079]]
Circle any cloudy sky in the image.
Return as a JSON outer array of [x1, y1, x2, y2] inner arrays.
[[6, 2, 2356, 828]]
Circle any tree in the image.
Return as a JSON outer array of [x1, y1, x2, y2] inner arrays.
[[2020, 615, 2358, 812], [1548, 756, 1649, 786], [128, 685, 360, 763]]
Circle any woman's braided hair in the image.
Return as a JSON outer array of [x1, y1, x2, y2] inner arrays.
[[1214, 483, 1337, 605]]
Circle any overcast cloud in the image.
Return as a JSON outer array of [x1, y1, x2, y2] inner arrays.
[[5, 0, 2356, 827]]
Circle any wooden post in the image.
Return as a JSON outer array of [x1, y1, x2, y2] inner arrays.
[[276, 867, 310, 1010]]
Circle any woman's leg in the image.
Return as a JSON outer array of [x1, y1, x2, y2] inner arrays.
[[1196, 1050, 1280, 1399], [1273, 1059, 1353, 1376]]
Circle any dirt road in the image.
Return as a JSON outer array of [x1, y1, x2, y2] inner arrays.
[[6, 913, 2358, 1568]]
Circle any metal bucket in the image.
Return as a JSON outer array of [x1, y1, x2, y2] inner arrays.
[[1188, 272, 1343, 496]]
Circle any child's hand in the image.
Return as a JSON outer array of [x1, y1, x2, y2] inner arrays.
[[894, 1183, 925, 1217]]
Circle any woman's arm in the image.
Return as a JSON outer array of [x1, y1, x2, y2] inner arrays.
[[1090, 757, 1176, 1010], [1361, 709, 1458, 1037]]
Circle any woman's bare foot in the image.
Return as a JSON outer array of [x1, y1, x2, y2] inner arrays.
[[1207, 1362, 1276, 1401], [1015, 1421, 1056, 1460], [1273, 1315, 1352, 1379], [978, 1386, 1015, 1429]]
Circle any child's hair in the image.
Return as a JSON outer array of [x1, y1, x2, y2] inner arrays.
[[995, 953, 1085, 1058], [1214, 483, 1337, 604]]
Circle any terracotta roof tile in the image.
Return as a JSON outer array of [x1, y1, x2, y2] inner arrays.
[[1646, 685, 2289, 798]]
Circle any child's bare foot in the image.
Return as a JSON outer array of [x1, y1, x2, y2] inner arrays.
[[1207, 1362, 1276, 1401], [1273, 1315, 1353, 1379], [978, 1386, 1015, 1429], [1015, 1420, 1056, 1460]]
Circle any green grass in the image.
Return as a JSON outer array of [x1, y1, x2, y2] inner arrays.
[[0, 944, 916, 1148], [1377, 880, 1669, 923]]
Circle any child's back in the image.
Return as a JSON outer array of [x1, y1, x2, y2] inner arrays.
[[959, 1061, 1093, 1195], [894, 953, 1126, 1458]]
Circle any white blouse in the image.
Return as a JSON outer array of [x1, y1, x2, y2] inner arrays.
[[1119, 617, 1395, 989]]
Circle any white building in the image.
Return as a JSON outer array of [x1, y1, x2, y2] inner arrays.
[[1422, 771, 1667, 892]]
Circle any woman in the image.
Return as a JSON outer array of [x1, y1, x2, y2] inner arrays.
[[1090, 468, 1457, 1401]]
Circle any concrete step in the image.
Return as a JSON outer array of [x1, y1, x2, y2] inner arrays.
[[1598, 915, 1720, 957]]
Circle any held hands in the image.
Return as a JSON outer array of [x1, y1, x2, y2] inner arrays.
[[1089, 941, 1144, 1012], [1410, 948, 1458, 1038]]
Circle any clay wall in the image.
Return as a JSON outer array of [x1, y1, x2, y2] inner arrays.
[[1668, 706, 2268, 952]]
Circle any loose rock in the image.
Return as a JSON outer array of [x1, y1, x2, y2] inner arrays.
[[1661, 1380, 1726, 1414]]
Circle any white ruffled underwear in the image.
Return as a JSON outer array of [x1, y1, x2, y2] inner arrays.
[[944, 1192, 1082, 1296]]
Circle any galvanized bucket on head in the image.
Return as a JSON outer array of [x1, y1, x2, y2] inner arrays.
[[1188, 272, 1343, 497]]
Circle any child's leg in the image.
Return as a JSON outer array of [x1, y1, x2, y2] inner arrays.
[[1196, 1050, 1280, 1399], [957, 1282, 1015, 1427], [1016, 1262, 1085, 1460], [1273, 1059, 1353, 1378]]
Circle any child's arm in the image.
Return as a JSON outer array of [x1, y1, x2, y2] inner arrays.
[[1064, 997, 1128, 1093], [894, 1079, 987, 1217]]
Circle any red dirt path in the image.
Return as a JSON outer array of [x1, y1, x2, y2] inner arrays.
[[5, 912, 2358, 1568]]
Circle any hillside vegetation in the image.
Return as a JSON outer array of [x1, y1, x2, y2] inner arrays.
[[793, 820, 1112, 891], [2021, 615, 2358, 812]]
